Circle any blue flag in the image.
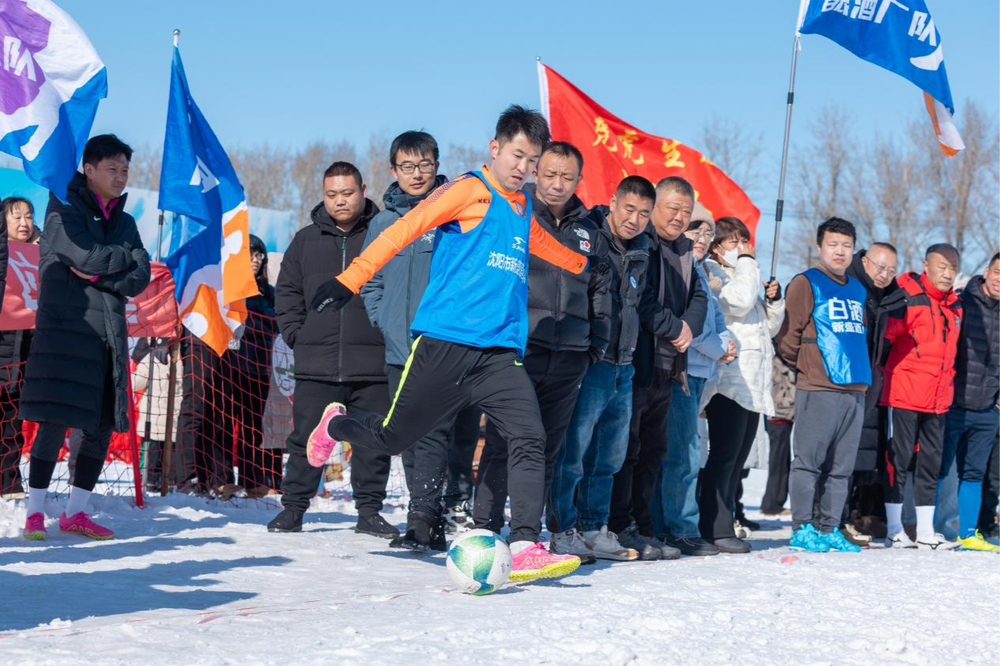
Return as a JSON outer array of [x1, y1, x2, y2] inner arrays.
[[799, 0, 963, 155], [160, 46, 257, 355], [0, 0, 107, 201]]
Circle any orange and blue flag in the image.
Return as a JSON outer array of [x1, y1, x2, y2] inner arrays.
[[159, 45, 257, 355]]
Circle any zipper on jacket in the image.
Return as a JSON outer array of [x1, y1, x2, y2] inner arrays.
[[338, 236, 346, 381], [910, 332, 921, 358]]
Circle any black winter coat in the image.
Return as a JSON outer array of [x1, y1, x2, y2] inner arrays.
[[954, 276, 999, 410], [524, 184, 611, 358], [633, 229, 708, 389], [20, 173, 151, 432], [275, 200, 386, 383], [845, 251, 905, 415], [596, 213, 651, 365]]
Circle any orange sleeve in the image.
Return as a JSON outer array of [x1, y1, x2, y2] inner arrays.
[[337, 175, 481, 293], [528, 216, 588, 274]]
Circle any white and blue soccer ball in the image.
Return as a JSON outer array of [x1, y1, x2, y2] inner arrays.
[[446, 529, 512, 596]]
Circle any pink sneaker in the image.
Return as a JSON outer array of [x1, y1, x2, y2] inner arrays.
[[306, 402, 347, 467], [59, 512, 114, 540], [509, 542, 581, 583], [23, 512, 47, 540]]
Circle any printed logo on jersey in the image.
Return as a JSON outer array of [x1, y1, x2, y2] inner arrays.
[[574, 228, 590, 240], [512, 236, 526, 253], [579, 240, 591, 252]]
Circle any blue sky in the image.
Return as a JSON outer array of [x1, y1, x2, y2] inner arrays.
[[64, 1, 998, 161], [55, 0, 999, 272]]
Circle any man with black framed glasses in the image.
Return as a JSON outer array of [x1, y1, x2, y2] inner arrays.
[[844, 241, 905, 543], [359, 131, 481, 551]]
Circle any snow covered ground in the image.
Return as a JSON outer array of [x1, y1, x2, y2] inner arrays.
[[1, 470, 997, 665]]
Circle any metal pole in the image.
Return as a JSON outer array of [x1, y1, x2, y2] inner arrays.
[[140, 209, 166, 489], [769, 32, 802, 282], [161, 336, 180, 496]]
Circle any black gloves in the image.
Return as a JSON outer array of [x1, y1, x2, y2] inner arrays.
[[311, 278, 354, 312]]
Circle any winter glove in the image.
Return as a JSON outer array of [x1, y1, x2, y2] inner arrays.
[[311, 277, 354, 313]]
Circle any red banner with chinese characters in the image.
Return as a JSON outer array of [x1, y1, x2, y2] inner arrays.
[[538, 63, 760, 236], [0, 242, 178, 337]]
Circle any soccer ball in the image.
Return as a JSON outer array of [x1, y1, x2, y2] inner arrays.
[[446, 529, 512, 596]]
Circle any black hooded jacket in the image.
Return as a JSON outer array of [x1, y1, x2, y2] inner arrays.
[[954, 275, 999, 410], [845, 250, 905, 413], [590, 206, 652, 365], [275, 199, 386, 382], [524, 183, 611, 358]]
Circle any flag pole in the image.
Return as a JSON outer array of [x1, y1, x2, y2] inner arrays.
[[142, 27, 181, 497], [769, 4, 807, 282]]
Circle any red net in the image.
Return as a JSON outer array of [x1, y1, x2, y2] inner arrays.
[[0, 314, 412, 510]]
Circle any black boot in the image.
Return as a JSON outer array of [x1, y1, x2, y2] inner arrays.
[[267, 509, 303, 533], [429, 515, 448, 552], [355, 512, 400, 539], [389, 511, 442, 552]]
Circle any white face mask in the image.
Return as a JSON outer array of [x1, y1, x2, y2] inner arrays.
[[723, 248, 740, 266]]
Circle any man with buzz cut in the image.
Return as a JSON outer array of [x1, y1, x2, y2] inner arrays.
[[303, 105, 592, 583], [779, 217, 871, 554], [550, 175, 656, 563], [268, 161, 393, 538]]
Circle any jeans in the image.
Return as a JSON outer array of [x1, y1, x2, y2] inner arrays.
[[551, 362, 634, 533], [652, 376, 706, 538], [936, 406, 1000, 539]]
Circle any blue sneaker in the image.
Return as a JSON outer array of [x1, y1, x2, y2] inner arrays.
[[824, 527, 862, 552], [789, 524, 830, 552]]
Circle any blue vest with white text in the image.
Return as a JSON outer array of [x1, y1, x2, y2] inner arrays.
[[410, 171, 533, 355], [804, 267, 872, 386]]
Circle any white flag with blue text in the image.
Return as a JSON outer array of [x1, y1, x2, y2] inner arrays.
[[0, 0, 107, 199]]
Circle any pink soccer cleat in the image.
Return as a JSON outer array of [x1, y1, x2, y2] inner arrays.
[[306, 402, 347, 467], [509, 542, 581, 583], [23, 512, 47, 540], [59, 512, 114, 540]]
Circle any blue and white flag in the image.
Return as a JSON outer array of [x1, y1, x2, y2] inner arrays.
[[799, 0, 963, 156], [160, 46, 257, 356], [0, 0, 107, 199]]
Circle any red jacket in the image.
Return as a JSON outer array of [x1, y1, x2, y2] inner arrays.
[[881, 272, 962, 414]]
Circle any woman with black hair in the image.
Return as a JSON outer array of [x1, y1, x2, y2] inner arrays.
[[0, 197, 36, 498], [699, 217, 785, 553], [227, 235, 279, 495]]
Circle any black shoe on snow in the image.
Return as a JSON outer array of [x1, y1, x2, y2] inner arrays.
[[355, 513, 400, 539], [711, 537, 752, 554], [617, 523, 661, 561], [664, 534, 721, 556], [267, 509, 303, 533], [390, 512, 437, 552]]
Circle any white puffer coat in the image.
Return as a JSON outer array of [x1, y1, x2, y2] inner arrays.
[[703, 256, 785, 417]]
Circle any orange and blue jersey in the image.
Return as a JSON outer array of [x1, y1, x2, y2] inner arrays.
[[337, 166, 587, 355]]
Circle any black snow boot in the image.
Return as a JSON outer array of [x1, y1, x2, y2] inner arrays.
[[267, 509, 303, 533], [355, 512, 400, 539]]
